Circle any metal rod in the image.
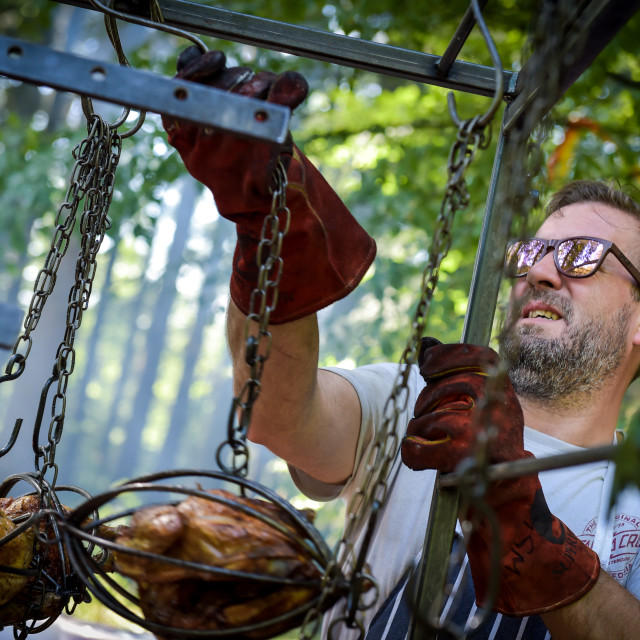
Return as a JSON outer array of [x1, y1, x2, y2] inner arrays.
[[439, 444, 617, 488], [53, 0, 516, 99], [436, 0, 490, 78], [461, 110, 509, 346], [407, 485, 459, 640], [0, 35, 290, 144]]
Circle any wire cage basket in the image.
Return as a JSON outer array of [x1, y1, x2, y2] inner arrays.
[[46, 469, 344, 639], [0, 472, 101, 637]]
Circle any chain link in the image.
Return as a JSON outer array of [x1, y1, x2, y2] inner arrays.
[[216, 161, 290, 478]]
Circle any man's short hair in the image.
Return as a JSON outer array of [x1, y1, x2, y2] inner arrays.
[[546, 179, 640, 220]]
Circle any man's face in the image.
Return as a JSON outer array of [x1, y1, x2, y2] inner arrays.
[[498, 202, 640, 405]]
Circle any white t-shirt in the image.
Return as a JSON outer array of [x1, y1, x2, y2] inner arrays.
[[289, 362, 640, 639]]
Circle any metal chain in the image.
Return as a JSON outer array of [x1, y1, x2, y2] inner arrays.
[[26, 115, 121, 485], [300, 116, 492, 640], [2, 118, 105, 386], [216, 160, 290, 478]]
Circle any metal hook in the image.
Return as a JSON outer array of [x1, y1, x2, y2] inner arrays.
[[447, 0, 504, 129], [81, 96, 145, 139], [89, 0, 207, 54], [0, 419, 24, 459], [84, 0, 208, 136], [0, 352, 26, 384], [31, 371, 60, 464]]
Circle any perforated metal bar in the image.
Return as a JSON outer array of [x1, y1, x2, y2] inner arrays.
[[0, 35, 290, 144]]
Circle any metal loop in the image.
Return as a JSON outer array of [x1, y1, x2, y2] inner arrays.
[[81, 97, 145, 139], [215, 440, 250, 477]]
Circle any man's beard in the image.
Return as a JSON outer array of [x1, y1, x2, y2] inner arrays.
[[498, 290, 633, 407]]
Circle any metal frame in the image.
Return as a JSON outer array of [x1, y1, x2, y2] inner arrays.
[[5, 0, 639, 637], [55, 0, 518, 98]]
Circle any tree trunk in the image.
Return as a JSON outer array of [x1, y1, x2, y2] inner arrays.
[[113, 178, 197, 480]]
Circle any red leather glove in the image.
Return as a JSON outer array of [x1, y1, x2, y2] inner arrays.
[[162, 47, 376, 324], [401, 339, 600, 616]]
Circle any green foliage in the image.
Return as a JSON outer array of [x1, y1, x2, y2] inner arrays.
[[0, 0, 53, 42]]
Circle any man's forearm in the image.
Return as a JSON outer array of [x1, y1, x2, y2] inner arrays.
[[225, 300, 361, 484], [542, 571, 640, 640]]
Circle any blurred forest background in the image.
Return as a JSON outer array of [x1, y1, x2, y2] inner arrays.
[[0, 0, 639, 632]]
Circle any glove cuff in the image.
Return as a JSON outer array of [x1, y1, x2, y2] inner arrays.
[[465, 471, 601, 616], [229, 145, 376, 324]]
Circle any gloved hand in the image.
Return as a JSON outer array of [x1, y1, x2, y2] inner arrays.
[[401, 338, 600, 616], [163, 47, 376, 324]]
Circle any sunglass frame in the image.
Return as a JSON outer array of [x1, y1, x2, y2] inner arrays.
[[506, 236, 640, 287]]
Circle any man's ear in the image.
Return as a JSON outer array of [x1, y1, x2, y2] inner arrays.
[[632, 311, 640, 347]]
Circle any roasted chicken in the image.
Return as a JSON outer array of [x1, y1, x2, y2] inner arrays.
[[0, 494, 68, 624], [114, 489, 327, 639], [0, 494, 120, 625]]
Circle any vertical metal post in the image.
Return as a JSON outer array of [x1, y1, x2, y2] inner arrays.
[[408, 106, 522, 638]]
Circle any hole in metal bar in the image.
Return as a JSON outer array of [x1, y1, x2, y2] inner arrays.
[[174, 87, 188, 100], [90, 66, 106, 82], [254, 109, 268, 122], [8, 45, 22, 59]]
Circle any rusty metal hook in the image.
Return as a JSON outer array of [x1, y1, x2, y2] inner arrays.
[[447, 0, 505, 129], [89, 0, 207, 54]]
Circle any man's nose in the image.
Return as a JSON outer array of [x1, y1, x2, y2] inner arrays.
[[525, 250, 562, 289]]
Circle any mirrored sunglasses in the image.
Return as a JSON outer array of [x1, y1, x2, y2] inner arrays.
[[505, 236, 640, 287]]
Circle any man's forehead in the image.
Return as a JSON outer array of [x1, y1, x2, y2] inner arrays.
[[535, 201, 640, 239]]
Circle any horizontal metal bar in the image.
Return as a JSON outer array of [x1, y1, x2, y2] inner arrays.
[[439, 444, 617, 488], [54, 0, 516, 99], [0, 35, 290, 144]]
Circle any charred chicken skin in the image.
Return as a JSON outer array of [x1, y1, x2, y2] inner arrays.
[[114, 489, 325, 639], [0, 494, 120, 625]]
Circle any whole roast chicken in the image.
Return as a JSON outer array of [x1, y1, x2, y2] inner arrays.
[[114, 489, 328, 639], [0, 494, 120, 625]]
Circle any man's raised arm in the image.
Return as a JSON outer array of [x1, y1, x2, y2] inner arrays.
[[161, 47, 375, 484]]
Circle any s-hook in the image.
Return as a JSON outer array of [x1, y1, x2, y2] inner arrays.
[[447, 0, 505, 128]]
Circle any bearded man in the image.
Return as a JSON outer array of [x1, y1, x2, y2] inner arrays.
[[165, 48, 640, 639]]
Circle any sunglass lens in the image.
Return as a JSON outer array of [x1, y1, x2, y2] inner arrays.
[[557, 239, 604, 276], [506, 239, 546, 276]]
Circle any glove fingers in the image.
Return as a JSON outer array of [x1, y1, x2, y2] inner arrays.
[[212, 66, 255, 91], [177, 49, 227, 82], [176, 45, 212, 72], [267, 71, 309, 110], [419, 342, 500, 382], [402, 413, 472, 472], [413, 377, 485, 416], [174, 48, 308, 111], [237, 70, 278, 100]]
